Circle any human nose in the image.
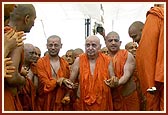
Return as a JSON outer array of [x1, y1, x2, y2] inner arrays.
[[51, 45, 56, 49], [112, 40, 116, 44]]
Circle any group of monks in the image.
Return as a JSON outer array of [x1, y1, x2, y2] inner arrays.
[[3, 3, 164, 111]]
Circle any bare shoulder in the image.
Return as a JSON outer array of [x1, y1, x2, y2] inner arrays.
[[127, 52, 135, 62], [72, 57, 80, 67]]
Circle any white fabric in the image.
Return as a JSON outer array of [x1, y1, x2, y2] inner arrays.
[[96, 33, 106, 48]]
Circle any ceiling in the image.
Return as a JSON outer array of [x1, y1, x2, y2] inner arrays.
[[34, 2, 155, 23]]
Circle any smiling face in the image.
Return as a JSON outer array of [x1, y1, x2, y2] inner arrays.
[[85, 35, 101, 58], [47, 36, 62, 57], [105, 31, 121, 54]]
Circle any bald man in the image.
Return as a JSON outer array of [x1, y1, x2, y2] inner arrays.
[[101, 47, 109, 56], [125, 42, 146, 110], [4, 4, 25, 79], [136, 4, 164, 111], [34, 46, 41, 60], [65, 49, 75, 66], [125, 42, 137, 57], [64, 35, 118, 111], [36, 35, 71, 111], [128, 21, 144, 44], [4, 4, 36, 111], [105, 31, 140, 111], [30, 46, 41, 94], [19, 43, 37, 110], [74, 48, 84, 59]]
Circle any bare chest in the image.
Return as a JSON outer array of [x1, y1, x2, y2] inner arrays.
[[89, 61, 96, 76], [50, 60, 60, 79]]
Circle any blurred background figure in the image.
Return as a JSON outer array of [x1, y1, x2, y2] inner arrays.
[[101, 47, 109, 55], [125, 42, 137, 57], [74, 48, 84, 59]]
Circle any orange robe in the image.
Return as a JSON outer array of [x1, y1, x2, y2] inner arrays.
[[136, 6, 164, 111], [30, 63, 38, 110], [4, 50, 24, 111], [4, 87, 23, 111], [30, 63, 38, 75], [79, 53, 113, 111], [112, 50, 140, 111], [36, 55, 70, 111], [18, 77, 36, 111], [133, 68, 146, 110], [4, 36, 24, 111]]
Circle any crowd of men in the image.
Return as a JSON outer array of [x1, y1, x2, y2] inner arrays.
[[3, 4, 164, 111]]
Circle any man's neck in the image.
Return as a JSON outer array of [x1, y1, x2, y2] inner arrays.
[[49, 55, 59, 62], [109, 51, 118, 57], [87, 53, 98, 61], [8, 22, 20, 31]]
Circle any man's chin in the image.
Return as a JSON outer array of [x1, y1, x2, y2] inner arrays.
[[50, 53, 58, 56]]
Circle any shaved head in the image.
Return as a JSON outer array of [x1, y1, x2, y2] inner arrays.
[[74, 48, 84, 58], [85, 35, 101, 58], [105, 31, 120, 41], [129, 21, 144, 31], [47, 35, 61, 44], [10, 4, 36, 21], [9, 4, 36, 33], [125, 42, 137, 50], [24, 43, 36, 64], [86, 35, 100, 45], [24, 43, 34, 51], [125, 42, 137, 57], [128, 21, 144, 43]]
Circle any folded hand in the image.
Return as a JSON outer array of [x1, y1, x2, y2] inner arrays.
[[104, 76, 119, 88]]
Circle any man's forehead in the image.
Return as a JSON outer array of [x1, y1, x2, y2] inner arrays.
[[128, 43, 137, 47], [85, 40, 98, 45], [48, 38, 60, 43], [107, 34, 119, 39], [66, 51, 73, 54], [26, 47, 35, 53]]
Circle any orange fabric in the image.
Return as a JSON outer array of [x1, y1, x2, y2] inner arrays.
[[30, 63, 37, 75], [36, 55, 70, 111], [18, 77, 36, 110], [136, 7, 164, 111], [4, 4, 15, 17], [136, 6, 164, 93], [146, 82, 164, 111], [4, 47, 24, 111], [4, 88, 23, 111], [79, 53, 113, 111], [111, 50, 139, 111], [132, 69, 146, 110]]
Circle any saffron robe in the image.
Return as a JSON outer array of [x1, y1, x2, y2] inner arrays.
[[112, 50, 140, 111], [36, 55, 70, 111], [4, 38, 24, 111], [136, 6, 164, 111], [18, 77, 36, 111], [79, 53, 113, 111]]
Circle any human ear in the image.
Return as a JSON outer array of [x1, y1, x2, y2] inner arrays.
[[60, 44, 63, 49], [24, 15, 30, 25]]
